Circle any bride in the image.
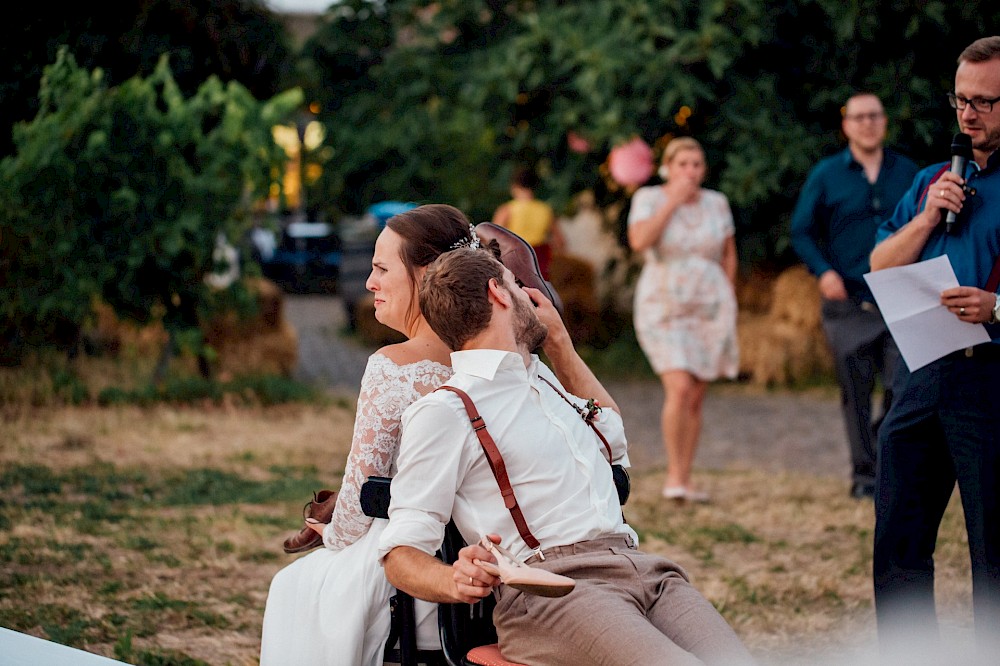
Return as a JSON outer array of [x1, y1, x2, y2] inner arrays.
[[260, 204, 473, 665]]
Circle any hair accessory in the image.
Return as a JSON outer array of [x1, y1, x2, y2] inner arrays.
[[449, 223, 481, 251]]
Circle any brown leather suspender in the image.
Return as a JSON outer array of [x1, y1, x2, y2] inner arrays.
[[436, 379, 618, 554], [436, 385, 541, 551]]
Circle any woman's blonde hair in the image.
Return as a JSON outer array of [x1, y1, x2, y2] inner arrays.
[[661, 136, 704, 165]]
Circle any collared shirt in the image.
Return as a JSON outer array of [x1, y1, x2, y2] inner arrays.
[[378, 349, 636, 564], [875, 151, 1000, 341], [791, 148, 919, 302]]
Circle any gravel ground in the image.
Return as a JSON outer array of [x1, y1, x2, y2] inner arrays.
[[285, 294, 852, 484]]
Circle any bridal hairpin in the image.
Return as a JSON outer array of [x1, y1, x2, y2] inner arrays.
[[449, 224, 481, 250]]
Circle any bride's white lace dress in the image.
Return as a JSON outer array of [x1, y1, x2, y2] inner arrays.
[[260, 353, 452, 666]]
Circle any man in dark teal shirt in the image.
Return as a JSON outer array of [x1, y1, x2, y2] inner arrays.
[[791, 92, 918, 499]]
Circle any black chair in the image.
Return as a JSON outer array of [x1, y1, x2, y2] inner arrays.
[[360, 477, 496, 666], [360, 472, 629, 666]]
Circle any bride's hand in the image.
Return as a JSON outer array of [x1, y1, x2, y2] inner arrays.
[[304, 518, 325, 536]]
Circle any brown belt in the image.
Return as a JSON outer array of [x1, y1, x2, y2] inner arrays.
[[524, 533, 636, 566]]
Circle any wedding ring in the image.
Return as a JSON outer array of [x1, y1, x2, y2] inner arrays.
[[960, 307, 966, 316], [940, 189, 945, 197], [469, 576, 474, 585]]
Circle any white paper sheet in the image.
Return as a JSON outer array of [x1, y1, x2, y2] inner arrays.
[[864, 255, 991, 371]]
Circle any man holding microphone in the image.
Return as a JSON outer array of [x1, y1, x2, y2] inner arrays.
[[869, 36, 1000, 656]]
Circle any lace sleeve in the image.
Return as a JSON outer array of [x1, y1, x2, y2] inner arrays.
[[323, 354, 452, 551]]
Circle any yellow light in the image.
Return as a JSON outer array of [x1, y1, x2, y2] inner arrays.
[[303, 121, 325, 152], [272, 125, 299, 157], [305, 164, 323, 182]]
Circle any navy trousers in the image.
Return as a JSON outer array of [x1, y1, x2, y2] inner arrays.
[[873, 345, 1000, 651]]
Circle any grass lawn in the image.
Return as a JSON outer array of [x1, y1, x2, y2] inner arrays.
[[0, 390, 976, 665]]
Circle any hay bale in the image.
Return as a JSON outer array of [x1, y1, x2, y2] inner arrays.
[[85, 278, 298, 377], [768, 264, 822, 330], [736, 264, 832, 386], [736, 312, 770, 380], [549, 253, 602, 345], [203, 278, 298, 377], [213, 319, 298, 378], [248, 276, 284, 329], [203, 277, 285, 344], [735, 266, 779, 314], [87, 299, 167, 357]]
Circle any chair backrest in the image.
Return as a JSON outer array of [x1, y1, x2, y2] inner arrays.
[[437, 520, 498, 665]]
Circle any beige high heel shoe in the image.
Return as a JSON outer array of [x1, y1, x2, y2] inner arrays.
[[473, 536, 575, 597]]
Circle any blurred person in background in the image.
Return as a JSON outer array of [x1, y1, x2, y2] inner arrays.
[[626, 137, 738, 503], [791, 92, 918, 500], [492, 164, 564, 279], [869, 36, 1000, 659]]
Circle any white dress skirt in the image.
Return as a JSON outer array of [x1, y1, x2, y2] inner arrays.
[[260, 354, 452, 665]]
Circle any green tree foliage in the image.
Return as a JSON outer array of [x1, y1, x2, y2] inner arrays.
[[303, 0, 1000, 261], [0, 0, 293, 156], [0, 48, 302, 360]]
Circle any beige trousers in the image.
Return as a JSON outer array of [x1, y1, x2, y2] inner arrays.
[[493, 534, 755, 665]]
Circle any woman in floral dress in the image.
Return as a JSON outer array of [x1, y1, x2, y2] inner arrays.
[[627, 137, 739, 504]]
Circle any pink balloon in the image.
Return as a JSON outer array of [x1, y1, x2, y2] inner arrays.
[[608, 137, 654, 186], [567, 130, 591, 154]]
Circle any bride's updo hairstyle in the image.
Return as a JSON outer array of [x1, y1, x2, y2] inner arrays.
[[384, 204, 478, 328]]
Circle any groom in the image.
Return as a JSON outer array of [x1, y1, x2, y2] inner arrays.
[[378, 248, 753, 665]]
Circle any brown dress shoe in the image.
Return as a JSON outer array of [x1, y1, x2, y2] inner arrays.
[[282, 489, 337, 554], [474, 222, 564, 315]]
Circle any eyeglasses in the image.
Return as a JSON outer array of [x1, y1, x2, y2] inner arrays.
[[947, 92, 1000, 114], [844, 111, 885, 123]]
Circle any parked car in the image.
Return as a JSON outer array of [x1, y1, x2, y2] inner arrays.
[[253, 220, 342, 294], [337, 201, 417, 328]]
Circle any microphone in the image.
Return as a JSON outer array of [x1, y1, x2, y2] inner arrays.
[[945, 132, 972, 234]]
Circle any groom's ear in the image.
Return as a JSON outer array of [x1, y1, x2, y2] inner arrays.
[[486, 277, 512, 309]]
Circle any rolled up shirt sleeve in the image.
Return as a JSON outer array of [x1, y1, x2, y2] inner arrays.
[[594, 407, 629, 468], [377, 396, 473, 562]]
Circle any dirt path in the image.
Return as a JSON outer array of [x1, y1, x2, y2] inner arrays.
[[285, 294, 851, 482]]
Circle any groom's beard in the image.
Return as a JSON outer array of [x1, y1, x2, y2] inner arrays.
[[513, 295, 548, 351]]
